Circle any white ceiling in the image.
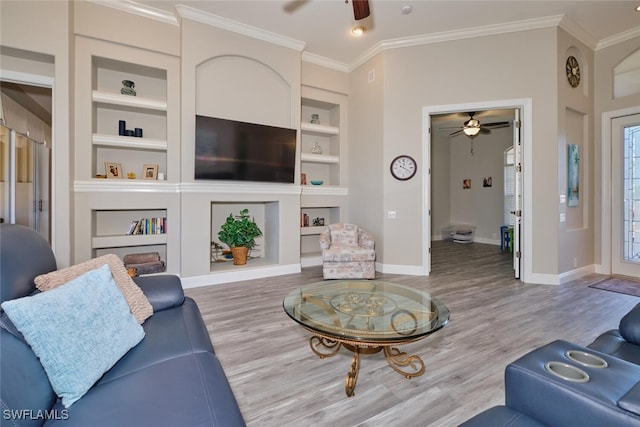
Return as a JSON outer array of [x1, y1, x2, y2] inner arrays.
[[134, 0, 640, 66]]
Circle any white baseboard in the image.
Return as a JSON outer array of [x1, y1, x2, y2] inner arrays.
[[181, 263, 301, 288], [526, 264, 596, 285], [376, 262, 428, 276]]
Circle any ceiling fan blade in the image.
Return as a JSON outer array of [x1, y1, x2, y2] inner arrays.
[[482, 121, 510, 128], [283, 0, 310, 13], [449, 129, 464, 137], [352, 0, 370, 20], [479, 127, 491, 134]]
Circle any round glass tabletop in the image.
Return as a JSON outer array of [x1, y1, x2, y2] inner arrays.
[[283, 280, 449, 344]]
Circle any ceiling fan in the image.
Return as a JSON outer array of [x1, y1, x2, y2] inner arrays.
[[284, 0, 370, 20], [448, 112, 510, 138], [351, 0, 371, 20]]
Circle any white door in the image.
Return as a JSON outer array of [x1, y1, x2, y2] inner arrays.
[[612, 114, 640, 277], [512, 109, 522, 278]]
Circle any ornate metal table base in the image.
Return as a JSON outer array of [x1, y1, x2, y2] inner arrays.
[[309, 335, 426, 397]]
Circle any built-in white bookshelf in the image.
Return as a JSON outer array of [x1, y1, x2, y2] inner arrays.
[[299, 86, 348, 267], [74, 36, 180, 272]]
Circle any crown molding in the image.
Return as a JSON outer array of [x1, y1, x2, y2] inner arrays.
[[301, 52, 349, 73], [88, 0, 178, 26], [597, 26, 640, 51], [558, 15, 598, 50], [175, 5, 305, 53], [349, 15, 565, 71]]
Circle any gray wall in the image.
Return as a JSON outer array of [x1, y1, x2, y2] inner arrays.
[[349, 28, 559, 277]]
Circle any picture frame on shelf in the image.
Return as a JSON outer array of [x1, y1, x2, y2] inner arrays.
[[143, 164, 158, 180], [105, 162, 123, 179]]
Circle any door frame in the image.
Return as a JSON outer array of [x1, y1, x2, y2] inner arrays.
[[422, 98, 533, 282], [0, 70, 54, 241], [600, 106, 640, 275]]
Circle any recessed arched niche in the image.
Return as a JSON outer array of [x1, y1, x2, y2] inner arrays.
[[614, 49, 640, 99], [196, 55, 291, 127]]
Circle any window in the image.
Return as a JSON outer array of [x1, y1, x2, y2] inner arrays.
[[504, 146, 515, 226], [623, 125, 640, 261]]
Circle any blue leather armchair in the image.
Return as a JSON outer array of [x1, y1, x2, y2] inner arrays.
[[0, 224, 245, 427], [588, 302, 640, 365], [461, 303, 640, 427]]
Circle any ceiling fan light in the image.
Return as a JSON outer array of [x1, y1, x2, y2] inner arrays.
[[351, 26, 365, 37], [463, 127, 481, 136]]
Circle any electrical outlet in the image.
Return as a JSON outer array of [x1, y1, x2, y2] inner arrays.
[[560, 194, 566, 204], [560, 213, 566, 222], [388, 211, 396, 219]]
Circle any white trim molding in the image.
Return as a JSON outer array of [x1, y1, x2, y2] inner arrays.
[[89, 0, 179, 26], [74, 180, 180, 193], [600, 106, 640, 277], [176, 5, 306, 53], [301, 52, 349, 73], [349, 15, 564, 71], [423, 98, 534, 283], [181, 181, 302, 195], [597, 26, 640, 51], [181, 263, 301, 288], [376, 262, 428, 276]]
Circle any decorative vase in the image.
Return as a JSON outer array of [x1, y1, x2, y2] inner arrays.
[[231, 246, 249, 265], [310, 113, 320, 124], [311, 142, 323, 154], [121, 80, 136, 96]]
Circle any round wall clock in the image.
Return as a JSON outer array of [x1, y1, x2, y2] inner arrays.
[[566, 55, 581, 88], [390, 155, 417, 181]]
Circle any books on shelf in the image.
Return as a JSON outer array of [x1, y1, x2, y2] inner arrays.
[[126, 217, 167, 235]]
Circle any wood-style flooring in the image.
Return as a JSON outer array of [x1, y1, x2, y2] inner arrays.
[[185, 241, 639, 426]]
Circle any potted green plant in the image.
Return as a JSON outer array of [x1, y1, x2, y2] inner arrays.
[[217, 208, 263, 265]]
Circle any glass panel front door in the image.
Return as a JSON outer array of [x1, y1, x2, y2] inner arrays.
[[612, 114, 640, 277]]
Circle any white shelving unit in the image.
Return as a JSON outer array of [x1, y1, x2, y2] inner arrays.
[[91, 58, 169, 180], [74, 36, 180, 273], [299, 86, 348, 266], [91, 208, 168, 263]]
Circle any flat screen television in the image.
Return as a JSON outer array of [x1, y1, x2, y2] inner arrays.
[[195, 115, 297, 184]]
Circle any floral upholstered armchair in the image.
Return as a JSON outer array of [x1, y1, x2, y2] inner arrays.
[[319, 223, 376, 279]]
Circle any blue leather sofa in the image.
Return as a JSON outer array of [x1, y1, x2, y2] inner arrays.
[[0, 224, 245, 427], [461, 304, 640, 427]]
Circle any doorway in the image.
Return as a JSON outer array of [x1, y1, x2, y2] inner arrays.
[[0, 81, 52, 242], [611, 113, 640, 277], [423, 99, 531, 281]]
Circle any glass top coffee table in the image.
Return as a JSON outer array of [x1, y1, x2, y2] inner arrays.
[[283, 280, 449, 396]]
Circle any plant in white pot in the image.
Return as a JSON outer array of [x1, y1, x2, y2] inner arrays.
[[217, 209, 263, 265]]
